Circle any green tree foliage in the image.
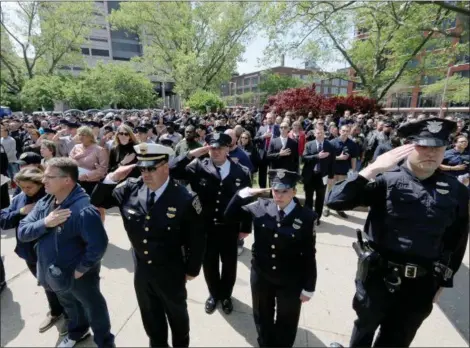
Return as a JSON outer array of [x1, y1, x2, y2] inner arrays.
[[109, 2, 261, 100], [261, 1, 469, 102], [258, 72, 307, 103], [20, 75, 65, 111], [187, 90, 225, 113], [19, 63, 156, 110], [0, 1, 96, 90], [422, 75, 470, 104]]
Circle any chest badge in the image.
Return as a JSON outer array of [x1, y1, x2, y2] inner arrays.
[[127, 209, 136, 215], [426, 121, 442, 133], [293, 223, 301, 230], [436, 188, 449, 195], [235, 178, 241, 187], [436, 181, 449, 187]]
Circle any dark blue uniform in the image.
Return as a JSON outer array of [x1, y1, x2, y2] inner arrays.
[[327, 167, 469, 347], [99, 177, 205, 347], [442, 148, 470, 177], [330, 137, 358, 175], [225, 194, 317, 347], [170, 154, 252, 309]]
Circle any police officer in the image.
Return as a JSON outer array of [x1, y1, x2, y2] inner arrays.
[[224, 169, 317, 347], [98, 143, 205, 347], [327, 118, 469, 347], [170, 133, 252, 315]]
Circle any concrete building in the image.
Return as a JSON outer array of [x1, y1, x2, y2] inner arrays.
[[59, 1, 178, 108]]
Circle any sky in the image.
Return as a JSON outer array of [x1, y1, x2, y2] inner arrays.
[[2, 2, 348, 74]]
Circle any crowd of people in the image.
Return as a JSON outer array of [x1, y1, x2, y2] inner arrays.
[[0, 106, 469, 348]]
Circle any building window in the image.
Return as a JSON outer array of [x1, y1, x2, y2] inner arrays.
[[91, 49, 110, 57], [112, 56, 130, 61], [331, 87, 339, 94], [244, 77, 251, 86], [418, 93, 441, 107], [251, 76, 258, 86], [332, 79, 340, 86], [391, 93, 412, 108], [339, 87, 348, 95], [459, 70, 470, 78], [112, 42, 141, 53], [421, 75, 441, 85], [340, 79, 348, 86], [81, 47, 90, 55], [315, 85, 321, 93], [90, 37, 108, 42]]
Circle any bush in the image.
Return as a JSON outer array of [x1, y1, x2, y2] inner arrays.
[[187, 89, 225, 113], [264, 84, 381, 117]]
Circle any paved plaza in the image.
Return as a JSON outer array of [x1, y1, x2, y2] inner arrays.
[[1, 208, 469, 347]]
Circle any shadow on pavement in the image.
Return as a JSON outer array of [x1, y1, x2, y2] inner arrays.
[[0, 227, 16, 240], [0, 286, 25, 346], [437, 262, 469, 344], [300, 327, 327, 347], [341, 214, 366, 227], [101, 243, 134, 273], [238, 247, 253, 271], [316, 221, 357, 238]]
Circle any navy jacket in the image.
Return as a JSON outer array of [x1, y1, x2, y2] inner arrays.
[[18, 184, 108, 292], [0, 188, 46, 264]]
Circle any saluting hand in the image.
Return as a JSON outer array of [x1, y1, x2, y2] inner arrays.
[[300, 294, 311, 303], [360, 144, 415, 179], [189, 146, 210, 158]]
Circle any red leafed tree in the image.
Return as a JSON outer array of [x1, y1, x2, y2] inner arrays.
[[264, 84, 381, 117]]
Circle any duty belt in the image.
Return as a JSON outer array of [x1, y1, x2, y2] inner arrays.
[[386, 261, 428, 279]]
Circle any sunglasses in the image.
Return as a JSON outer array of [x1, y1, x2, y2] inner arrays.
[[138, 162, 166, 173], [118, 132, 130, 136]]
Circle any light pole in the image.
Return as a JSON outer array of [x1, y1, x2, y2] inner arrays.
[[440, 65, 452, 118], [229, 81, 237, 106]]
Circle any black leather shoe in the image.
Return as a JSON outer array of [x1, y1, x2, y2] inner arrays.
[[330, 342, 344, 348], [337, 211, 349, 218], [205, 297, 217, 314], [221, 298, 233, 314]]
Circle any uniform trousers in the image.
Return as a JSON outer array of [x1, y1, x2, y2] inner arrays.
[[250, 267, 302, 347], [134, 260, 189, 347], [350, 271, 440, 347], [203, 223, 239, 300], [304, 172, 326, 219]]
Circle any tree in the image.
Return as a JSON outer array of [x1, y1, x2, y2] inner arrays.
[[187, 90, 225, 113], [258, 72, 307, 103], [422, 75, 470, 104], [265, 85, 380, 116], [261, 1, 469, 102], [20, 75, 66, 111], [0, 2, 96, 88], [109, 2, 262, 100]]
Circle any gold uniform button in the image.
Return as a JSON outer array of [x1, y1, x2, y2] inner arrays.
[[143, 239, 147, 244], [144, 251, 149, 255], [168, 227, 171, 230], [272, 254, 276, 258], [292, 234, 295, 238], [272, 266, 276, 270], [147, 260, 152, 264], [274, 234, 278, 238], [146, 216, 150, 220], [145, 227, 149, 231], [277, 223, 281, 227], [214, 218, 217, 222], [218, 192, 221, 195], [271, 245, 275, 249], [215, 208, 218, 212], [216, 200, 220, 203]]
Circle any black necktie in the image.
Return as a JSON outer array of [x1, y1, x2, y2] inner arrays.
[[148, 192, 156, 211], [279, 210, 285, 220], [314, 142, 323, 172], [216, 166, 221, 178]]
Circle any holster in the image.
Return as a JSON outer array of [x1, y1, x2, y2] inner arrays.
[[353, 239, 379, 283]]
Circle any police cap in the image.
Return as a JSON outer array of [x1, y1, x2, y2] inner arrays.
[[204, 132, 231, 148], [43, 127, 57, 134], [134, 143, 175, 167], [15, 152, 42, 166], [67, 121, 81, 128], [159, 138, 174, 147], [397, 117, 457, 147], [135, 126, 148, 134], [268, 169, 302, 190]]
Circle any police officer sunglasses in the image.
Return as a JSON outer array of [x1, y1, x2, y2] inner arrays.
[[137, 162, 166, 173]]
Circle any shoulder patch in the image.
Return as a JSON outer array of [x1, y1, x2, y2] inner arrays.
[[192, 196, 202, 214]]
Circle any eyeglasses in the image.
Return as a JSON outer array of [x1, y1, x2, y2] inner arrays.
[[118, 132, 130, 136], [44, 175, 67, 180], [138, 162, 165, 173]]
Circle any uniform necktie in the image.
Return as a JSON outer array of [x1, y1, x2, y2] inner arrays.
[[216, 166, 221, 179], [266, 125, 272, 150], [148, 192, 156, 211], [279, 210, 285, 220], [314, 142, 323, 172]]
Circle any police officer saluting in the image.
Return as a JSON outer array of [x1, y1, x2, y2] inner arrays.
[[170, 132, 252, 315], [97, 143, 205, 347], [225, 169, 317, 347], [327, 118, 469, 347]]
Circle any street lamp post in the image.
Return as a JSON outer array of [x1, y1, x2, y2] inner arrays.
[[440, 65, 452, 118]]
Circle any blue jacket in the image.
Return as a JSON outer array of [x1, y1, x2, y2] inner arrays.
[[0, 188, 46, 264], [18, 184, 108, 292]]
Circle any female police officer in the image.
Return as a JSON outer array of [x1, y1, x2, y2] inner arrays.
[[327, 118, 469, 347], [225, 169, 317, 347]]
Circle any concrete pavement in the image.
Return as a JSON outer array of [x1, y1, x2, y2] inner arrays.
[[1, 208, 469, 347]]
